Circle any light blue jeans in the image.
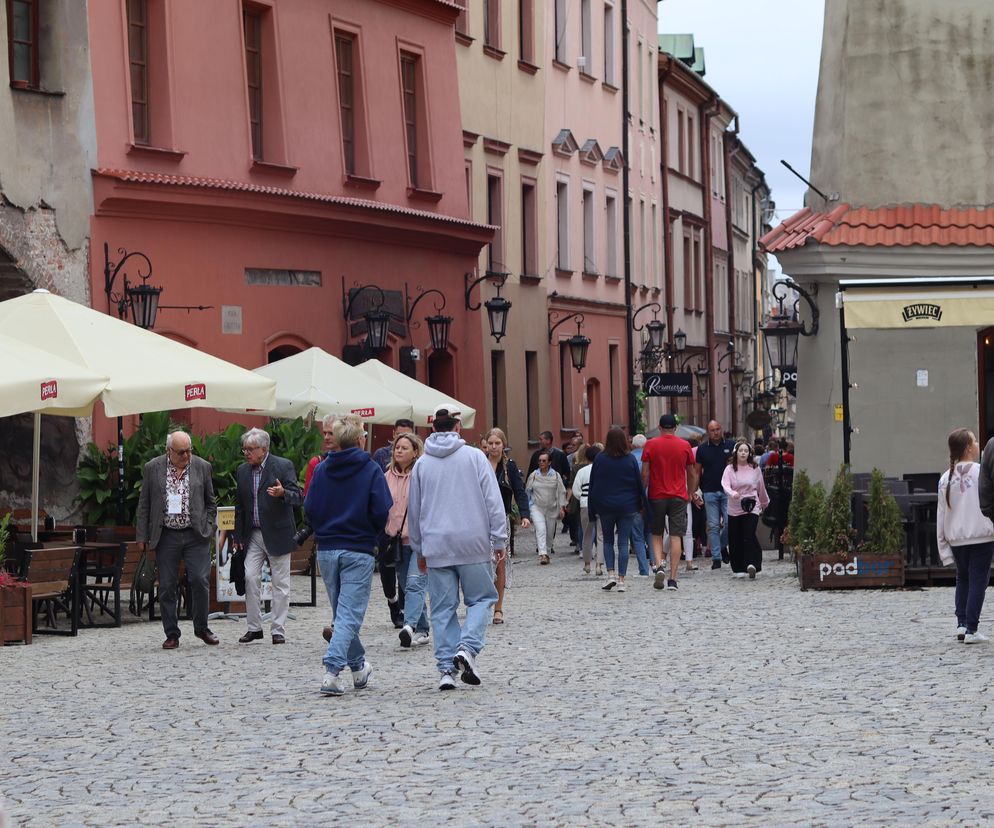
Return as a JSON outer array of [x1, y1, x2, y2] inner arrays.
[[401, 545, 429, 634], [629, 512, 651, 575], [428, 562, 498, 675], [703, 491, 729, 560], [600, 512, 637, 577], [317, 548, 374, 674]]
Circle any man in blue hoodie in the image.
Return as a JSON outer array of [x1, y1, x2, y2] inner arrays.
[[304, 414, 392, 696], [409, 405, 506, 691]]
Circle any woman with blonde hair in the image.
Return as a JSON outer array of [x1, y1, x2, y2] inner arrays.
[[938, 427, 994, 643], [484, 427, 530, 625]]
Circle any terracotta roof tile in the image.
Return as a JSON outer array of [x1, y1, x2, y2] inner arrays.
[[761, 203, 994, 253], [92, 168, 495, 233]]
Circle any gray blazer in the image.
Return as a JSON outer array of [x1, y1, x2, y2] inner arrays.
[[232, 453, 303, 557], [135, 454, 218, 550]]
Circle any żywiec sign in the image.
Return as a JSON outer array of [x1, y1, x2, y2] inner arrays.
[[901, 303, 942, 323], [642, 372, 692, 397]]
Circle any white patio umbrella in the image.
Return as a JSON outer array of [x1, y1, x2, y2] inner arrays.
[[247, 347, 413, 424], [355, 359, 476, 428], [0, 290, 277, 539]]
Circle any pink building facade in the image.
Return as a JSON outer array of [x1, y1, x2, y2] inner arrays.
[[86, 0, 492, 448]]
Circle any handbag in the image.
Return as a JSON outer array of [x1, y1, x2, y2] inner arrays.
[[741, 496, 757, 514], [566, 494, 580, 519], [229, 545, 247, 596], [134, 548, 157, 594], [383, 505, 409, 565]]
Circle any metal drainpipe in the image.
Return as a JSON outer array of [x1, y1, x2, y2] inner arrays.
[[750, 175, 767, 413], [621, 0, 636, 435], [700, 93, 719, 423], [723, 118, 740, 434], [658, 55, 675, 417]]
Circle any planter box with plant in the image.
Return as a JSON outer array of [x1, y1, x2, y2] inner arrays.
[[795, 466, 905, 590]]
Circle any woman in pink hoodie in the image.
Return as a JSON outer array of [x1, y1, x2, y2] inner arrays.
[[937, 428, 994, 644], [721, 441, 770, 579]]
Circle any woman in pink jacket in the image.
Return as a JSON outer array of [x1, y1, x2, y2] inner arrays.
[[721, 441, 770, 579]]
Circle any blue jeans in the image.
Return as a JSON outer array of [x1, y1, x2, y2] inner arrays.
[[400, 545, 429, 634], [629, 512, 651, 575], [428, 562, 498, 675], [703, 491, 729, 560], [317, 548, 374, 674], [953, 541, 994, 633], [600, 512, 637, 577]]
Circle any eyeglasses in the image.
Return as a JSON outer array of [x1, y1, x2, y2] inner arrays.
[[242, 446, 263, 454]]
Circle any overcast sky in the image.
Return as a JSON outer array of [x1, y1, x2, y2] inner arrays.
[[657, 0, 826, 234]]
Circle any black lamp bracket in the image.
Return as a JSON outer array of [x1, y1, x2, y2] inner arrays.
[[465, 270, 508, 311], [677, 352, 708, 373], [716, 340, 740, 374], [103, 242, 154, 319], [772, 278, 819, 336], [548, 311, 585, 343], [405, 284, 447, 330], [342, 277, 386, 321], [632, 302, 662, 332]]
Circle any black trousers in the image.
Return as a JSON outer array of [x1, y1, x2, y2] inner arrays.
[[377, 534, 405, 609], [728, 513, 762, 574], [156, 526, 211, 638]]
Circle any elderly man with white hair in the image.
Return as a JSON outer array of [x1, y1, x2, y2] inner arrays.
[[233, 427, 303, 645]]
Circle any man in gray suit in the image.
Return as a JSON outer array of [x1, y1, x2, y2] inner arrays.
[[136, 429, 218, 649], [233, 427, 303, 644]]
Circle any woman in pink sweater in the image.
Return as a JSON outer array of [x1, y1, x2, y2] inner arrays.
[[721, 441, 770, 579]]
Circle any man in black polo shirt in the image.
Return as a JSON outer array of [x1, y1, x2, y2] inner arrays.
[[696, 420, 735, 569]]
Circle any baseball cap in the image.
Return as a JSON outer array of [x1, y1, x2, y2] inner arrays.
[[432, 404, 461, 421], [659, 414, 678, 429]]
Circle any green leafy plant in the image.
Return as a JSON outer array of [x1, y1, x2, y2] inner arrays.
[[0, 512, 11, 570], [861, 468, 905, 555], [75, 442, 116, 525], [633, 390, 647, 436], [265, 417, 322, 488], [815, 465, 855, 555], [783, 468, 811, 551]]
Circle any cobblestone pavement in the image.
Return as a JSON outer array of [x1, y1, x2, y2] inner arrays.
[[3, 531, 994, 827]]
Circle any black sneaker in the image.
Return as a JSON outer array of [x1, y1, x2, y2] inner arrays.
[[388, 600, 404, 629], [721, 547, 730, 564], [666, 579, 678, 591], [711, 560, 722, 570]]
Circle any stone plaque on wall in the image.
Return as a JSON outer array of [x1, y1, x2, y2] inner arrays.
[[221, 305, 242, 334], [245, 269, 322, 287]]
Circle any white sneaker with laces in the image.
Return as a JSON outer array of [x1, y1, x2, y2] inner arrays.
[[399, 625, 414, 648], [747, 565, 757, 579], [411, 631, 430, 647], [453, 648, 481, 685], [320, 670, 347, 696], [438, 672, 457, 691], [616, 581, 627, 592], [964, 632, 989, 644], [733, 572, 747, 579], [957, 626, 968, 641], [351, 661, 373, 689]]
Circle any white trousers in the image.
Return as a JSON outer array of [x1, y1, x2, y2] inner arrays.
[[662, 502, 694, 561], [531, 506, 559, 555], [245, 529, 291, 636]]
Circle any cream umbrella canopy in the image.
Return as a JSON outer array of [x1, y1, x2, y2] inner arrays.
[[0, 289, 277, 539], [248, 347, 413, 424], [355, 359, 476, 428]]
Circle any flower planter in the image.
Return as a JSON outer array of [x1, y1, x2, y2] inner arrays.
[[798, 553, 904, 591], [1, 583, 32, 645]]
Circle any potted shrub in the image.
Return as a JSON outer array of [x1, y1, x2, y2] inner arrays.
[[798, 466, 905, 590], [0, 513, 32, 645]]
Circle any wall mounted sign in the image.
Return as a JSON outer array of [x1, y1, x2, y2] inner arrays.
[[642, 372, 693, 397]]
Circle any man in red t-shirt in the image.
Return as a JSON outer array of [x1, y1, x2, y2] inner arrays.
[[641, 414, 700, 591]]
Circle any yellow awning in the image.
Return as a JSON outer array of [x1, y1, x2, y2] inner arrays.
[[840, 287, 994, 329]]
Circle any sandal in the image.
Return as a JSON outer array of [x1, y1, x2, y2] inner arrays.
[[492, 610, 504, 625]]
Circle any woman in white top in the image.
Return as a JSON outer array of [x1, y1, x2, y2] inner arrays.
[[937, 428, 994, 643], [572, 445, 604, 575], [721, 441, 770, 579], [526, 450, 567, 565]]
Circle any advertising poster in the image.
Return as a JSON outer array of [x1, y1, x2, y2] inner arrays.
[[215, 506, 272, 604]]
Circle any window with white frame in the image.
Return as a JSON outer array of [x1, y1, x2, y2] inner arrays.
[[582, 185, 596, 274], [603, 3, 615, 84], [605, 191, 618, 277], [580, 0, 592, 74], [556, 176, 570, 270]]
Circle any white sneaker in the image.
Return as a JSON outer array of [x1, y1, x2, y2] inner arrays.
[[453, 648, 481, 685], [351, 661, 373, 689], [733, 572, 748, 579], [616, 581, 627, 592], [747, 565, 757, 579], [602, 574, 617, 590], [398, 625, 414, 648], [411, 631, 430, 647], [320, 670, 347, 696], [438, 671, 457, 691], [964, 632, 989, 644], [957, 626, 968, 641]]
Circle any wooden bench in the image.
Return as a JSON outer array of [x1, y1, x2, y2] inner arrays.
[[80, 542, 140, 627], [289, 540, 317, 607], [24, 545, 81, 636]]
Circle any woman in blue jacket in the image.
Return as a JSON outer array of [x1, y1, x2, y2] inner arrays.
[[588, 427, 645, 592]]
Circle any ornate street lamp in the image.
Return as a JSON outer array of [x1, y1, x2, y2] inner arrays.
[[465, 270, 512, 343], [695, 367, 710, 397], [673, 328, 687, 353], [343, 279, 393, 351], [761, 279, 820, 389], [104, 242, 162, 329], [406, 284, 452, 352], [549, 311, 590, 373]]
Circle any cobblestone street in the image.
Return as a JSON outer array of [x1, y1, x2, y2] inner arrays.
[[3, 532, 993, 826]]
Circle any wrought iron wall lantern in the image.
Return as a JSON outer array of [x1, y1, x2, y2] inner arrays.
[[405, 284, 451, 352], [342, 278, 391, 351], [674, 350, 710, 397], [548, 311, 590, 373], [104, 242, 162, 330], [715, 339, 747, 389], [761, 278, 819, 380], [465, 270, 511, 342]]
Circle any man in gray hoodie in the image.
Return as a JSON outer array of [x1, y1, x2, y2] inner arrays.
[[409, 405, 507, 690]]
